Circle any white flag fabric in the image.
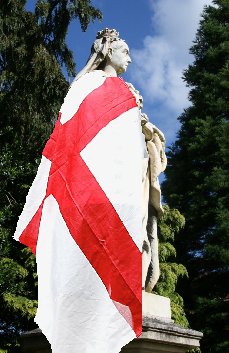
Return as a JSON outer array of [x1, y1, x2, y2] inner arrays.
[[14, 71, 143, 353]]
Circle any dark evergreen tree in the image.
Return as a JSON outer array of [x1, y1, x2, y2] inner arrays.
[[0, 1, 101, 351], [162, 1, 229, 352]]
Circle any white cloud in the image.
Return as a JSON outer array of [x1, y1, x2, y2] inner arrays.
[[129, 0, 213, 144]]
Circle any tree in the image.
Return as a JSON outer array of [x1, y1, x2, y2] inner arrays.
[[0, 1, 102, 351], [162, 1, 229, 352], [156, 205, 189, 328]]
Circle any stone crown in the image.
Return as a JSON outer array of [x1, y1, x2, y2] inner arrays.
[[96, 28, 120, 42]]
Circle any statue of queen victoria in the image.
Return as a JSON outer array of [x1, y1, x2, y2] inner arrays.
[[15, 28, 167, 353]]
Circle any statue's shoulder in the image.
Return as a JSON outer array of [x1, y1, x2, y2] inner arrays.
[[66, 71, 108, 100], [71, 70, 106, 86]]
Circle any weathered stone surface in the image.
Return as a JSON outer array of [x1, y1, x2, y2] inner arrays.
[[142, 292, 172, 322], [21, 315, 202, 353], [133, 316, 203, 353], [21, 328, 51, 353]]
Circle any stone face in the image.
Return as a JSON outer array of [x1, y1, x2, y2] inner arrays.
[[21, 316, 203, 353]]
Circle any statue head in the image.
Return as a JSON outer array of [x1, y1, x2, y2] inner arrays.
[[102, 38, 131, 75], [74, 28, 131, 81]]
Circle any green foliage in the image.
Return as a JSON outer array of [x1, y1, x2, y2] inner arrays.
[[155, 205, 189, 327], [162, 1, 229, 352], [188, 349, 201, 353], [0, 0, 101, 351], [3, 293, 37, 319]]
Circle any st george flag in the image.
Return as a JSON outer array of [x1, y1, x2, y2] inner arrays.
[[14, 70, 143, 353]]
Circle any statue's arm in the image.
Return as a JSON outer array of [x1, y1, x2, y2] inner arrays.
[[141, 113, 165, 143]]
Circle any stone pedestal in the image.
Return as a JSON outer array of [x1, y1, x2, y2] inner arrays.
[[21, 317, 202, 353], [21, 292, 202, 353], [142, 292, 172, 323], [122, 316, 203, 353]]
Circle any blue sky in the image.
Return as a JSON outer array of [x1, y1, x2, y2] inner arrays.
[[26, 0, 213, 147]]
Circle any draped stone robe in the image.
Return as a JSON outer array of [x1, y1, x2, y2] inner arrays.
[[127, 83, 167, 292]]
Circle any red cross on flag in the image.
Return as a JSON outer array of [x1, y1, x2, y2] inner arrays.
[[14, 71, 143, 353]]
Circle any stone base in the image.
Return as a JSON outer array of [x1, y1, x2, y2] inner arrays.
[[142, 292, 172, 323], [21, 316, 202, 353], [21, 293, 203, 353], [22, 328, 51, 353], [122, 316, 203, 353]]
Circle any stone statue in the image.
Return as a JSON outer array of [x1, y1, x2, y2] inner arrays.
[[141, 113, 167, 292], [17, 29, 204, 353], [74, 28, 167, 292]]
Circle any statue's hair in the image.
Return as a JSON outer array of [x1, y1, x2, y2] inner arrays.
[[89, 28, 124, 61], [96, 28, 120, 44], [109, 38, 126, 50]]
